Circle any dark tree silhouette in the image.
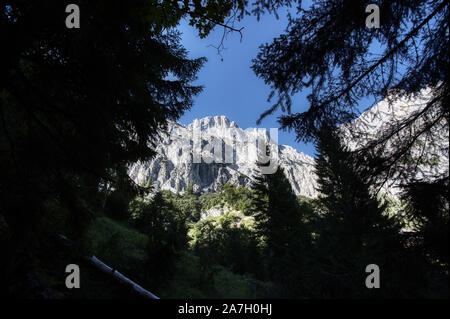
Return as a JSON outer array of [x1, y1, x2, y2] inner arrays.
[[0, 0, 248, 296], [252, 0, 449, 188], [131, 191, 187, 289], [251, 161, 310, 296], [401, 178, 449, 266], [313, 127, 431, 297]]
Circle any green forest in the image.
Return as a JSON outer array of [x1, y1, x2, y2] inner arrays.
[[34, 130, 446, 299], [1, 1, 448, 298]]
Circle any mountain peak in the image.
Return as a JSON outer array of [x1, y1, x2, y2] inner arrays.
[[189, 115, 237, 129], [129, 116, 319, 198]]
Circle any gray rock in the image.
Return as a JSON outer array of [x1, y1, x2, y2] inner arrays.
[[129, 89, 448, 199], [128, 116, 319, 198]]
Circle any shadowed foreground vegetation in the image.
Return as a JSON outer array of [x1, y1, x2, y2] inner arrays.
[[25, 169, 447, 299]]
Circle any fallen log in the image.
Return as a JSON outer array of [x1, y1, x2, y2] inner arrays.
[[87, 255, 159, 299], [57, 234, 159, 299]]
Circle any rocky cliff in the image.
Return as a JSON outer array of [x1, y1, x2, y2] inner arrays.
[[128, 115, 319, 198], [129, 89, 448, 198]]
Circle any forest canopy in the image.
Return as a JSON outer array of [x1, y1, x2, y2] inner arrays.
[[0, 0, 448, 299]]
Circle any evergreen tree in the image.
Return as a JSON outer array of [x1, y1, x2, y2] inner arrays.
[[314, 128, 397, 244], [0, 0, 242, 296], [252, 0, 449, 190], [401, 178, 449, 266], [251, 161, 309, 296], [131, 191, 187, 289], [186, 182, 195, 196], [190, 212, 261, 277], [313, 127, 428, 297]]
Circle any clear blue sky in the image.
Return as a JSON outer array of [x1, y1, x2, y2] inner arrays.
[[176, 3, 380, 157], [176, 7, 319, 156]]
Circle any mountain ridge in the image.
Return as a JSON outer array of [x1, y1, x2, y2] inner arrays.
[[129, 115, 319, 198], [129, 89, 448, 198]]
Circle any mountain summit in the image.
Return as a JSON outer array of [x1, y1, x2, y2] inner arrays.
[[129, 89, 448, 199], [128, 116, 318, 197]]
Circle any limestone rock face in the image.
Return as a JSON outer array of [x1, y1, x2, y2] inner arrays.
[[129, 89, 448, 198], [128, 115, 319, 198], [340, 87, 449, 194]]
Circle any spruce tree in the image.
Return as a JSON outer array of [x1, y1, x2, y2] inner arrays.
[[313, 127, 429, 297], [132, 191, 187, 289], [252, 0, 448, 189], [0, 0, 241, 295], [401, 178, 449, 266], [251, 161, 309, 296]]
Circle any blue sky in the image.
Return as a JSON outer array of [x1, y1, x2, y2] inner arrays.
[[176, 3, 385, 157], [176, 7, 319, 156]]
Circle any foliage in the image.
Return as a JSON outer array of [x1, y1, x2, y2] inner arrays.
[[163, 251, 273, 298], [250, 163, 311, 297], [1, 0, 262, 295], [1, 0, 447, 298], [252, 0, 449, 191], [199, 192, 224, 211], [85, 216, 148, 278], [221, 183, 255, 215], [167, 190, 202, 222], [312, 127, 429, 297], [189, 211, 260, 276], [0, 0, 213, 294], [129, 191, 188, 289], [401, 178, 449, 266]]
